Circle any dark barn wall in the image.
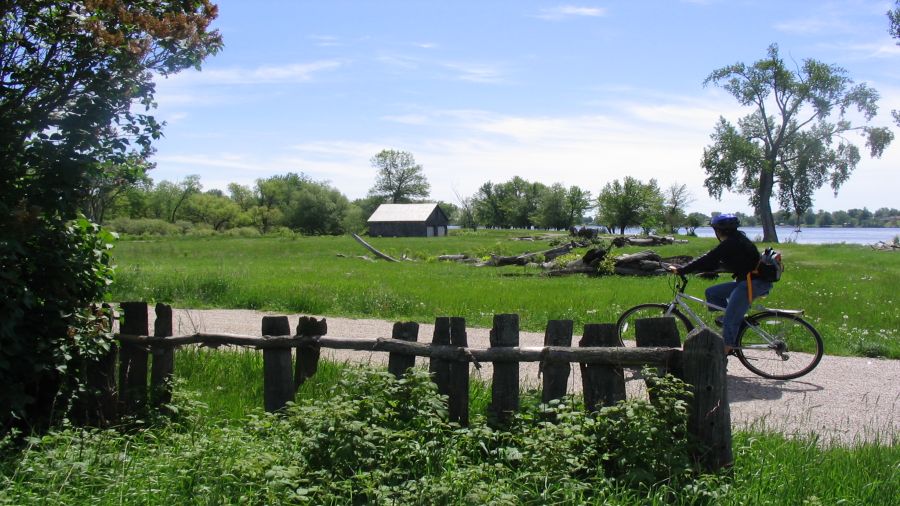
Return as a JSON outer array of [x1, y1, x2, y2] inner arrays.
[[369, 222, 428, 237]]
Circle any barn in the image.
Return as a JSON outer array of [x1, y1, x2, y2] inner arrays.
[[367, 203, 450, 237]]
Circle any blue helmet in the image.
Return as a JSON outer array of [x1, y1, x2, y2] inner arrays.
[[710, 213, 740, 229]]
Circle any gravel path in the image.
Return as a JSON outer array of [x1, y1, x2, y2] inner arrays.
[[164, 308, 898, 446]]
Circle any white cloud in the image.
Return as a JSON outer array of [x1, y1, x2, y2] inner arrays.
[[535, 5, 607, 21], [441, 62, 507, 83], [309, 35, 342, 47], [382, 114, 430, 125], [162, 60, 344, 86]]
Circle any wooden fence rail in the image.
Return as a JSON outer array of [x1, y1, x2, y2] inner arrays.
[[106, 302, 732, 471]]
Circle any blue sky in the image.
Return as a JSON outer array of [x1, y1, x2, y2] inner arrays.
[[149, 0, 900, 214]]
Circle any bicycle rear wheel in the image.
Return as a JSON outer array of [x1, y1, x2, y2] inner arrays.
[[736, 311, 824, 380], [616, 303, 694, 347]]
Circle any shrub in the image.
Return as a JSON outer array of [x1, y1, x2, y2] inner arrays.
[[106, 218, 180, 237], [0, 366, 698, 504]]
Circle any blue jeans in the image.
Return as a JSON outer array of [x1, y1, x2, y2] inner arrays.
[[705, 279, 773, 346]]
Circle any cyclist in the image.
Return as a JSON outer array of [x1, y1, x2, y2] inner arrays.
[[668, 214, 773, 354]]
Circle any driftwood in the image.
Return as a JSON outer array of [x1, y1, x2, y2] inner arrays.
[[870, 240, 899, 251], [611, 235, 687, 247], [510, 234, 567, 242], [478, 242, 576, 267], [613, 250, 693, 276], [545, 247, 608, 276], [351, 233, 399, 262]]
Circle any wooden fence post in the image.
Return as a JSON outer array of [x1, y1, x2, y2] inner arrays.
[[295, 316, 326, 390], [429, 317, 451, 397], [635, 316, 683, 378], [388, 322, 419, 378], [150, 303, 174, 409], [489, 314, 519, 426], [682, 327, 732, 471], [542, 320, 573, 404], [448, 317, 469, 426], [262, 316, 294, 412], [119, 302, 149, 415], [579, 323, 625, 412]]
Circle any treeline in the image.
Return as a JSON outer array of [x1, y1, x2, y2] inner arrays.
[[91, 172, 899, 238], [767, 208, 900, 229]]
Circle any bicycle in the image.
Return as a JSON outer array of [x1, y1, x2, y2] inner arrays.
[[616, 273, 824, 380]]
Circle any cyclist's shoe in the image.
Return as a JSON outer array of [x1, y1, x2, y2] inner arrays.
[[714, 316, 725, 328]]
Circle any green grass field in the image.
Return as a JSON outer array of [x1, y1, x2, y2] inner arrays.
[[109, 230, 900, 358]]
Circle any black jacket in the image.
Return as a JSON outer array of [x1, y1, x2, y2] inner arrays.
[[679, 232, 760, 280]]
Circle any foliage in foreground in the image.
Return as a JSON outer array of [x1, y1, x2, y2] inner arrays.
[[0, 0, 221, 434], [2, 363, 897, 505], [1, 368, 700, 504]]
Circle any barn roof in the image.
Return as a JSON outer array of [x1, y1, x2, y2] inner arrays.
[[367, 203, 444, 223]]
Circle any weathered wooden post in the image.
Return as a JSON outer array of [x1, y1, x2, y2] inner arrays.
[[541, 319, 573, 404], [635, 316, 682, 377], [579, 323, 625, 411], [149, 303, 174, 409], [96, 303, 119, 423], [489, 314, 519, 426], [295, 316, 326, 390], [119, 302, 149, 414], [388, 322, 419, 378], [429, 317, 452, 397], [447, 317, 469, 426], [262, 316, 294, 412], [682, 327, 732, 471]]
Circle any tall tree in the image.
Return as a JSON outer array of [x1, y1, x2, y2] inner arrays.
[[701, 44, 893, 242], [596, 177, 664, 235], [368, 149, 430, 203], [0, 0, 221, 433], [81, 154, 153, 224], [662, 183, 693, 234], [889, 1, 900, 126], [288, 182, 350, 235], [535, 183, 570, 230], [473, 182, 508, 228], [565, 185, 593, 227], [184, 191, 240, 231], [501, 177, 546, 228]]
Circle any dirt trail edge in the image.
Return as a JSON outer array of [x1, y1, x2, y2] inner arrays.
[[164, 308, 898, 446]]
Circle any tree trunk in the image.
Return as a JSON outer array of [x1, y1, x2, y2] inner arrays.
[[759, 163, 779, 243]]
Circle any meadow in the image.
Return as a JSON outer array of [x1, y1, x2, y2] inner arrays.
[[109, 229, 900, 359]]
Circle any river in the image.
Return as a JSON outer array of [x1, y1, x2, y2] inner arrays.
[[692, 226, 899, 245]]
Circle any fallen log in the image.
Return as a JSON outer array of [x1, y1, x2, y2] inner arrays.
[[611, 235, 685, 247], [351, 233, 399, 262], [478, 242, 575, 267], [614, 250, 661, 264]]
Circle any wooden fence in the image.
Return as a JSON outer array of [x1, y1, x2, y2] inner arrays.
[[103, 302, 732, 471]]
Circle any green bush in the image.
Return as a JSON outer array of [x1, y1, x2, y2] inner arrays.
[[106, 218, 181, 237], [0, 366, 700, 504]]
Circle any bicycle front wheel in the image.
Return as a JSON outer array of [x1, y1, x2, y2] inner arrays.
[[736, 311, 824, 380], [616, 303, 693, 347]]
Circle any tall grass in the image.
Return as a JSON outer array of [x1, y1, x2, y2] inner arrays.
[[110, 231, 900, 358]]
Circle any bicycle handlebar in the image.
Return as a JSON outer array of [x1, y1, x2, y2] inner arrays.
[[676, 273, 688, 293]]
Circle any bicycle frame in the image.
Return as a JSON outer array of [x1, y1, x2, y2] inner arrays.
[[663, 274, 802, 349]]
